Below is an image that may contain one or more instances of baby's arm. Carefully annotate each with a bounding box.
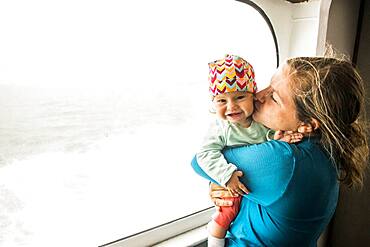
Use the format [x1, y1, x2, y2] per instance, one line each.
[192, 141, 296, 206]
[196, 121, 245, 189]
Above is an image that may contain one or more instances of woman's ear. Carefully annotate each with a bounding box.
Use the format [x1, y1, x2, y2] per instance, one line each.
[297, 118, 320, 134]
[310, 118, 320, 130]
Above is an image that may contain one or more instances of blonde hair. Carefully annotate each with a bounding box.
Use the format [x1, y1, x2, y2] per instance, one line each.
[286, 56, 369, 188]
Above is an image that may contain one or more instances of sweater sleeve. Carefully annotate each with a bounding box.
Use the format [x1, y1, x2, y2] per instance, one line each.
[192, 140, 295, 206]
[195, 121, 237, 186]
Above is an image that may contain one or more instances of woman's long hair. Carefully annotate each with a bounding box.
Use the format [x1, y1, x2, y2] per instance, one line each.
[287, 56, 368, 188]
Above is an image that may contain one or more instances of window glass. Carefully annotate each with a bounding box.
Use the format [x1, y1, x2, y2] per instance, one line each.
[0, 0, 277, 246]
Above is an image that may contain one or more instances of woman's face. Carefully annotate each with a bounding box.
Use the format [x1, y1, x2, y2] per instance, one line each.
[252, 63, 301, 131]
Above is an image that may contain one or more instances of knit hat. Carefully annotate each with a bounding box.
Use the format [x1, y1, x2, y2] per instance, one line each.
[209, 54, 257, 96]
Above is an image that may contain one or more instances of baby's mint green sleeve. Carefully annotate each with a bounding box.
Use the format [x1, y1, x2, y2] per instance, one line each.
[196, 121, 237, 186]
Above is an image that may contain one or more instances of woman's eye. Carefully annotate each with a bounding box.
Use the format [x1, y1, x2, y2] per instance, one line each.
[270, 94, 278, 103]
[237, 95, 245, 100]
[216, 99, 226, 103]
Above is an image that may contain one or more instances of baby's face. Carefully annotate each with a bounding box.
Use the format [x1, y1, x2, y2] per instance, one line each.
[213, 91, 254, 127]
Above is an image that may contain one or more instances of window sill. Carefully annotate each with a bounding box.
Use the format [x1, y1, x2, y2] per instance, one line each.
[101, 207, 213, 247]
[154, 224, 207, 247]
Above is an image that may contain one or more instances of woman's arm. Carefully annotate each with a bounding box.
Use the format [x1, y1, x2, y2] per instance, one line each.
[192, 140, 295, 206]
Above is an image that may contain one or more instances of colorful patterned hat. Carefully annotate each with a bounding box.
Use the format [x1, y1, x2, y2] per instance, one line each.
[209, 54, 257, 96]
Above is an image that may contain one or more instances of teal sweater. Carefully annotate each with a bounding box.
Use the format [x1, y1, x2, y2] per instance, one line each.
[191, 138, 339, 246]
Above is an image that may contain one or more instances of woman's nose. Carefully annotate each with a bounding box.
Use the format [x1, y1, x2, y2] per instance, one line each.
[255, 88, 269, 103]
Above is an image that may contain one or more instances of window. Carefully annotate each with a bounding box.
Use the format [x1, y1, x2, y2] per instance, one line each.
[0, 0, 277, 246]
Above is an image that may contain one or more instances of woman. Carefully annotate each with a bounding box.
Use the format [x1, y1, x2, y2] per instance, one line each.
[191, 56, 369, 246]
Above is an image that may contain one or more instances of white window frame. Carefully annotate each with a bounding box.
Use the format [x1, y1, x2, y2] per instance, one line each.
[99, 0, 279, 246]
[100, 207, 213, 247]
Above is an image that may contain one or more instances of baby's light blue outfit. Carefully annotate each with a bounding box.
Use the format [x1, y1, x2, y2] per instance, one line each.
[196, 119, 269, 186]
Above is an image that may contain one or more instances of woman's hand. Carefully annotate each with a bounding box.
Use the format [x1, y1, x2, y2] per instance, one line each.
[209, 183, 239, 211]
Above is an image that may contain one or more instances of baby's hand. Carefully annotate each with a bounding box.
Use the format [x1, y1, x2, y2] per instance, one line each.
[274, 130, 303, 143]
[226, 171, 249, 196]
[297, 123, 313, 135]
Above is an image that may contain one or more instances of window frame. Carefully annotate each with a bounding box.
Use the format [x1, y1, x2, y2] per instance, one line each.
[100, 207, 213, 247]
[236, 0, 280, 68]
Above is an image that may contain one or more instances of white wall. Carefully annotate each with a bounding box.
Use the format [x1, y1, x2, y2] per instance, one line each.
[252, 0, 322, 63]
[288, 0, 321, 57]
[253, 0, 361, 60]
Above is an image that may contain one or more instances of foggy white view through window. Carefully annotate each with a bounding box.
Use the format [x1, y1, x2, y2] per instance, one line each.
[0, 0, 277, 246]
